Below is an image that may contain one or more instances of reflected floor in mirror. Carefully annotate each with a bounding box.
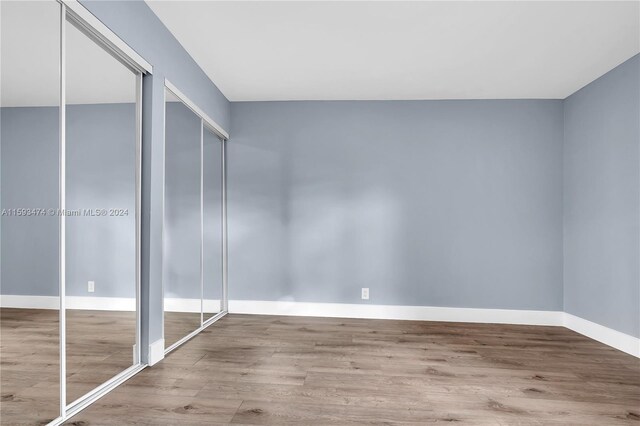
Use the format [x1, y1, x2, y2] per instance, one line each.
[1, 309, 140, 424]
[164, 311, 201, 349]
[164, 311, 221, 350]
[0, 308, 60, 425]
[66, 310, 136, 403]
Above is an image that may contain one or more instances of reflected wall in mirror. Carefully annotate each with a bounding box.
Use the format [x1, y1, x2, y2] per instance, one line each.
[164, 89, 202, 348]
[203, 128, 224, 321]
[64, 17, 138, 404]
[0, 1, 61, 424]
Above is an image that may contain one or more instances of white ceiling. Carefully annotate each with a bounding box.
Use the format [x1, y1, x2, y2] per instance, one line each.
[1, 1, 136, 107]
[147, 0, 640, 101]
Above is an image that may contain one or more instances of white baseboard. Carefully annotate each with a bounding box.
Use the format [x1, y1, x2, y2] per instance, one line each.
[0, 295, 220, 313]
[0, 295, 136, 311]
[563, 313, 640, 358]
[3, 295, 637, 358]
[69, 296, 136, 311]
[148, 338, 165, 366]
[0, 295, 59, 309]
[165, 298, 220, 313]
[229, 300, 639, 358]
[228, 300, 564, 326]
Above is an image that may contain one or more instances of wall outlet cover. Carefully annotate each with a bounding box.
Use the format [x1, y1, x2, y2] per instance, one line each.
[361, 288, 369, 300]
[88, 281, 95, 293]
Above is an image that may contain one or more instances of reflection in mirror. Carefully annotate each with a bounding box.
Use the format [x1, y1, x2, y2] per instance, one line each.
[0, 1, 61, 424]
[203, 128, 223, 321]
[64, 17, 138, 403]
[164, 89, 202, 349]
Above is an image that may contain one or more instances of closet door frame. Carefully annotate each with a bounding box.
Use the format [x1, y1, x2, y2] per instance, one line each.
[162, 80, 229, 356]
[52, 1, 152, 425]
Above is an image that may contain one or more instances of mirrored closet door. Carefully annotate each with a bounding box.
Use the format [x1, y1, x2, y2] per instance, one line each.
[64, 13, 140, 405]
[0, 1, 61, 424]
[164, 88, 203, 349]
[1, 1, 147, 423]
[163, 83, 227, 354]
[203, 127, 224, 321]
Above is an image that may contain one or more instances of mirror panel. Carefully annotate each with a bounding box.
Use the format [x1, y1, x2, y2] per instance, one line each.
[203, 128, 224, 321]
[64, 17, 138, 403]
[164, 89, 202, 348]
[0, 1, 61, 424]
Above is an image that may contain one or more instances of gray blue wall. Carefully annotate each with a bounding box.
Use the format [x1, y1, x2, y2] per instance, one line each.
[563, 54, 640, 338]
[67, 104, 137, 299]
[1, 107, 59, 297]
[229, 100, 565, 311]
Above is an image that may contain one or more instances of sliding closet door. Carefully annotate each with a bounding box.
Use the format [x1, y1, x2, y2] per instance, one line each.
[164, 89, 202, 349]
[64, 17, 139, 404]
[203, 128, 224, 320]
[0, 1, 61, 423]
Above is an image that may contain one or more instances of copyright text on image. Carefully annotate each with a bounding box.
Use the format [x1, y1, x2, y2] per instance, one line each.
[1, 208, 129, 217]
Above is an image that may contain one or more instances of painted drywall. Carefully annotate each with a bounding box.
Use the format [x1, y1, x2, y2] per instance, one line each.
[1, 107, 59, 297]
[66, 104, 137, 298]
[563, 54, 640, 338]
[1, 104, 136, 298]
[229, 100, 564, 310]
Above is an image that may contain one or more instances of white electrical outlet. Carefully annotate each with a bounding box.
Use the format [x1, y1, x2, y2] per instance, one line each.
[361, 287, 369, 300]
[88, 281, 95, 293]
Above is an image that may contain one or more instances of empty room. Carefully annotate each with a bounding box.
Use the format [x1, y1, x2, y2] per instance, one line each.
[0, 0, 638, 424]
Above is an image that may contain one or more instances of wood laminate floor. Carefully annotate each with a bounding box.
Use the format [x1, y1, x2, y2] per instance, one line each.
[60, 314, 638, 425]
[2, 311, 639, 425]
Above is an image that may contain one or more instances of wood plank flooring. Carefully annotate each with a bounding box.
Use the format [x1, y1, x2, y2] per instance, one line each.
[58, 314, 639, 425]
